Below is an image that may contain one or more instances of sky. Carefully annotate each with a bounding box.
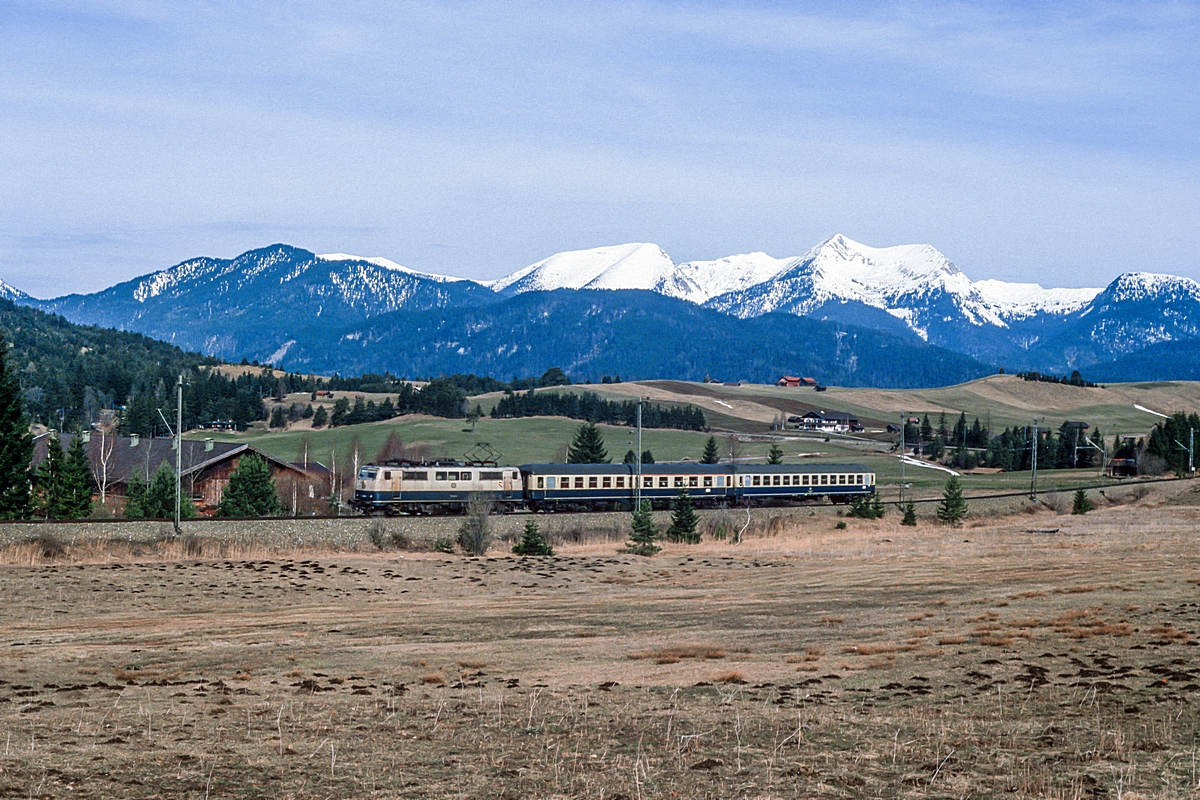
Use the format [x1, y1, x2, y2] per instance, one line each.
[1, 1, 1198, 298]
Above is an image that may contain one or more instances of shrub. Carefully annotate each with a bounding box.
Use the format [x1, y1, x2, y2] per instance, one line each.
[901, 502, 917, 526]
[433, 536, 455, 554]
[835, 520, 847, 530]
[456, 493, 492, 555]
[1071, 488, 1093, 515]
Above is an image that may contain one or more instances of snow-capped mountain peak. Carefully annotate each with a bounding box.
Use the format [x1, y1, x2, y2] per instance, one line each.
[0, 277, 30, 303]
[489, 243, 676, 295]
[1097, 272, 1200, 304]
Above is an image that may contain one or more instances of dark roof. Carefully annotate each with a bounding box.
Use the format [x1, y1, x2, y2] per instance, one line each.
[32, 433, 323, 485]
[729, 463, 873, 474]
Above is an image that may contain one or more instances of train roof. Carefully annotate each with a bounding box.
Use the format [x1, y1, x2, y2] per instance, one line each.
[518, 462, 874, 475]
[729, 463, 873, 473]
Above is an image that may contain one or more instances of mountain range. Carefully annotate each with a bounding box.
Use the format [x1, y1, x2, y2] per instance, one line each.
[4, 234, 1198, 384]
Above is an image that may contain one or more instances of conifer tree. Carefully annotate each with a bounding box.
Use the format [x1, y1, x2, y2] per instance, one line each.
[623, 449, 638, 465]
[936, 476, 968, 527]
[0, 333, 33, 520]
[667, 488, 700, 544]
[269, 405, 287, 428]
[627, 500, 660, 556]
[218, 454, 282, 517]
[567, 422, 609, 464]
[700, 436, 720, 464]
[640, 450, 654, 464]
[869, 493, 886, 519]
[512, 519, 554, 556]
[1071, 488, 1093, 515]
[34, 433, 66, 518]
[124, 472, 148, 518]
[312, 405, 328, 428]
[767, 443, 784, 465]
[59, 434, 95, 519]
[901, 502, 917, 526]
[139, 463, 195, 519]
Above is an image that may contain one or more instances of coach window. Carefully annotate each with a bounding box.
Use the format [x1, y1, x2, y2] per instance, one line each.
[435, 471, 448, 481]
[820, 474, 828, 485]
[673, 476, 683, 487]
[781, 475, 789, 485]
[571, 477, 581, 489]
[616, 476, 625, 488]
[659, 477, 668, 488]
[537, 477, 544, 489]
[716, 476, 725, 487]
[773, 475, 781, 486]
[703, 476, 712, 487]
[689, 476, 698, 487]
[839, 474, 846, 485]
[856, 474, 862, 485]
[589, 477, 598, 488]
[753, 475, 761, 486]
[602, 477, 611, 488]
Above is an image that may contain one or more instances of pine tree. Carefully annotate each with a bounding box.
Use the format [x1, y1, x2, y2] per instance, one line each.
[218, 454, 282, 517]
[623, 449, 638, 465]
[567, 422, 609, 464]
[1071, 488, 1093, 515]
[312, 405, 328, 428]
[269, 405, 287, 428]
[901, 502, 917, 526]
[640, 450, 654, 464]
[700, 436, 720, 464]
[0, 333, 33, 520]
[512, 519, 554, 556]
[869, 494, 886, 519]
[124, 472, 148, 518]
[33, 433, 67, 518]
[627, 500, 660, 556]
[849, 494, 873, 519]
[667, 488, 700, 544]
[59, 434, 95, 519]
[140, 463, 194, 519]
[936, 476, 968, 527]
[767, 443, 784, 465]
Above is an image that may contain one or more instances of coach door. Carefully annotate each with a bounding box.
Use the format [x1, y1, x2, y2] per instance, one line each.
[504, 471, 513, 494]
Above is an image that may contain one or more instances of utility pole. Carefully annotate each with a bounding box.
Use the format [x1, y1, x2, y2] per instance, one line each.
[155, 375, 184, 536]
[899, 412, 906, 506]
[635, 399, 643, 511]
[1029, 418, 1039, 500]
[1174, 427, 1195, 475]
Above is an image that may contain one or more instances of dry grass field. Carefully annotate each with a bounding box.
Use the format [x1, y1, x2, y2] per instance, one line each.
[1, 487, 1199, 798]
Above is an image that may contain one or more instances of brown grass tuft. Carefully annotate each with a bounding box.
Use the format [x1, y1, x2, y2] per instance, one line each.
[821, 615, 845, 626]
[1053, 585, 1096, 594]
[979, 634, 1014, 647]
[713, 671, 746, 684]
[420, 672, 446, 685]
[457, 659, 488, 670]
[1009, 590, 1048, 599]
[937, 635, 968, 645]
[628, 644, 728, 664]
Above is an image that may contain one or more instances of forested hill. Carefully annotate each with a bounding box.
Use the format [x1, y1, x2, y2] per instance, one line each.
[0, 297, 294, 433]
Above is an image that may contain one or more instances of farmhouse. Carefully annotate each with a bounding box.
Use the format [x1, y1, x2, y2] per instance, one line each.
[776, 376, 818, 387]
[32, 433, 329, 514]
[797, 411, 859, 433]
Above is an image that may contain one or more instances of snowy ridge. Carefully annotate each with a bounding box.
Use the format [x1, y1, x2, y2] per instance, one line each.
[0, 278, 29, 302]
[318, 253, 464, 283]
[489, 243, 676, 294]
[1095, 272, 1200, 304]
[973, 280, 1099, 319]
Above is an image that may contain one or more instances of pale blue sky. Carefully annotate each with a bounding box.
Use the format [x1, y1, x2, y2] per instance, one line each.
[2, 1, 1198, 297]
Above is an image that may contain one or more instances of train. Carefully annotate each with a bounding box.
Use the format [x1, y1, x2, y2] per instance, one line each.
[352, 459, 876, 515]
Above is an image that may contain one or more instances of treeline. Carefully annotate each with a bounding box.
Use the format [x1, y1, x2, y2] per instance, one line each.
[323, 366, 572, 397]
[982, 422, 1106, 472]
[1147, 412, 1200, 475]
[1016, 370, 1099, 388]
[325, 377, 473, 427]
[491, 389, 707, 431]
[902, 412, 991, 468]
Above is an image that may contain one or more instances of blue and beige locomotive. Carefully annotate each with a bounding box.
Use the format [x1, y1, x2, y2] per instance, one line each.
[354, 458, 875, 515]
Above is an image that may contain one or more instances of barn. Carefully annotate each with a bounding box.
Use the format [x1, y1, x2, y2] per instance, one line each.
[32, 433, 330, 515]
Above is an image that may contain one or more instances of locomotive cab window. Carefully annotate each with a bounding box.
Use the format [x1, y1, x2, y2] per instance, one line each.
[359, 468, 377, 480]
